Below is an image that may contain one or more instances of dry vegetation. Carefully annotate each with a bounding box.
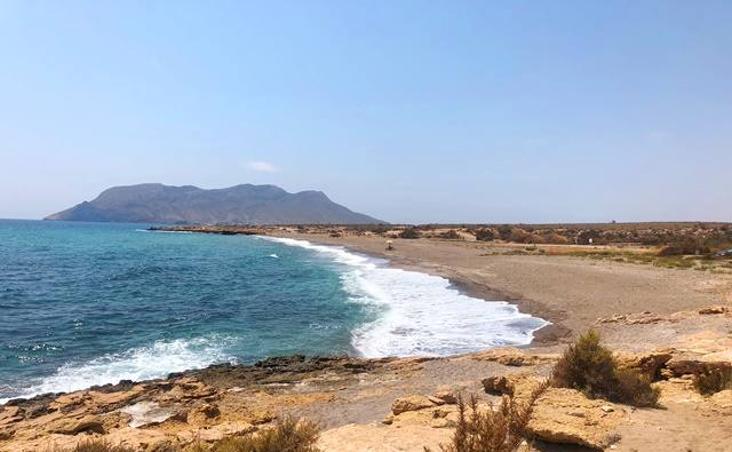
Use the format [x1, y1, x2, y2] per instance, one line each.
[58, 418, 320, 452]
[429, 385, 547, 452]
[693, 366, 732, 396]
[551, 330, 660, 407]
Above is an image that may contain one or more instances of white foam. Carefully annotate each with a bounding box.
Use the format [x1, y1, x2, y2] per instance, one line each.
[268, 253, 279, 258]
[261, 236, 549, 358]
[1, 337, 234, 404]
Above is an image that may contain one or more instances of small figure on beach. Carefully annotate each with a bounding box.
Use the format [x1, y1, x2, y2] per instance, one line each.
[386, 240, 394, 251]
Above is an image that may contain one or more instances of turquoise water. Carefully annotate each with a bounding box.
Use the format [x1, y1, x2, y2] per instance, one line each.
[0, 220, 547, 402]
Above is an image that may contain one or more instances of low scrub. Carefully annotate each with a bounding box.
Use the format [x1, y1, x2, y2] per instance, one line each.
[552, 330, 659, 407]
[431, 384, 547, 452]
[194, 417, 321, 452]
[439, 229, 462, 240]
[399, 228, 421, 239]
[58, 440, 135, 452]
[693, 366, 732, 396]
[658, 239, 711, 256]
[474, 228, 495, 241]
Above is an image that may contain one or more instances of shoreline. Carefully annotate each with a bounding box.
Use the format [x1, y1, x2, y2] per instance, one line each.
[263, 232, 568, 346]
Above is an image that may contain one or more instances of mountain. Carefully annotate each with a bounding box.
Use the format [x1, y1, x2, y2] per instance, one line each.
[45, 183, 384, 224]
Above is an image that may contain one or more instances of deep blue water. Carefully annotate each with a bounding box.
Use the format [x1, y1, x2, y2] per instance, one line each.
[0, 220, 546, 402]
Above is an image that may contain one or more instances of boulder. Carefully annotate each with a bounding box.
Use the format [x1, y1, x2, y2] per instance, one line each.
[482, 373, 544, 404]
[391, 395, 436, 415]
[526, 388, 624, 450]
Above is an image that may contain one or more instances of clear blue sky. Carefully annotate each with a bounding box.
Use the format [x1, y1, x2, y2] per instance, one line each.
[1, 1, 730, 223]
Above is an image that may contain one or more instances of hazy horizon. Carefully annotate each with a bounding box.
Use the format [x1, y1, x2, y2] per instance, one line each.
[2, 1, 731, 223]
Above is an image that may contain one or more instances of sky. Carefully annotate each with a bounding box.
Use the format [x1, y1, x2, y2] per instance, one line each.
[1, 1, 731, 223]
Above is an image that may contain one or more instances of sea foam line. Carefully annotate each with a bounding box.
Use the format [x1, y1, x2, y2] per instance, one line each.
[261, 236, 549, 358]
[0, 337, 235, 404]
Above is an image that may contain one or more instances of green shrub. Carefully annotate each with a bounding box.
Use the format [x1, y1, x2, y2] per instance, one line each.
[552, 330, 659, 407]
[693, 366, 732, 396]
[431, 384, 547, 452]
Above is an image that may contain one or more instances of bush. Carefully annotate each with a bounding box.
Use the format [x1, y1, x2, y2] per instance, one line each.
[474, 228, 495, 241]
[552, 330, 659, 407]
[693, 366, 732, 396]
[432, 384, 547, 452]
[541, 233, 570, 245]
[497, 225, 512, 241]
[399, 228, 421, 239]
[658, 239, 711, 256]
[440, 230, 462, 240]
[196, 417, 321, 452]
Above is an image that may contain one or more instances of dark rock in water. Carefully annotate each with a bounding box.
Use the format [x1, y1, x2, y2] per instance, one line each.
[45, 183, 383, 225]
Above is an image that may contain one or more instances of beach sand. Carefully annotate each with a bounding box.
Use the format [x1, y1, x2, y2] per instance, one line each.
[271, 231, 732, 341]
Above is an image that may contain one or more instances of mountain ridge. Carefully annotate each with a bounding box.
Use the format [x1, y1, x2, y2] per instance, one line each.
[45, 183, 384, 224]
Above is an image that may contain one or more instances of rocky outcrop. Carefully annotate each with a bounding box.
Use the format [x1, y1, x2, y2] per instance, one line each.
[526, 388, 624, 450]
[470, 348, 559, 366]
[391, 395, 437, 415]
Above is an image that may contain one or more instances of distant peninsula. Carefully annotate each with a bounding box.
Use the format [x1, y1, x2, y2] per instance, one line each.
[45, 183, 384, 225]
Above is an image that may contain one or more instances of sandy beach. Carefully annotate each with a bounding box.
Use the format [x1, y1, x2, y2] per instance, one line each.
[271, 231, 732, 342]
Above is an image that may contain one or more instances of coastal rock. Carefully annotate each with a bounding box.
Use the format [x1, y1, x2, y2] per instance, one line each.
[89, 386, 147, 409]
[471, 348, 558, 366]
[526, 388, 624, 450]
[48, 415, 105, 435]
[0, 406, 24, 426]
[178, 421, 256, 443]
[186, 403, 221, 424]
[614, 349, 673, 378]
[698, 306, 729, 315]
[432, 386, 458, 404]
[391, 395, 436, 415]
[119, 401, 177, 428]
[482, 373, 544, 403]
[665, 356, 732, 377]
[101, 427, 176, 451]
[163, 377, 218, 401]
[710, 390, 732, 413]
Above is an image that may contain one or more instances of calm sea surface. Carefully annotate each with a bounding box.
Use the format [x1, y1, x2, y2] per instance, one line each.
[0, 220, 546, 402]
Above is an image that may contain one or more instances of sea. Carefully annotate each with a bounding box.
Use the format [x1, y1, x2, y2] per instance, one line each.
[0, 219, 547, 403]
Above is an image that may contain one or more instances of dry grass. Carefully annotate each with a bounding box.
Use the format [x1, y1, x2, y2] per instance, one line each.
[189, 416, 320, 452]
[693, 366, 732, 396]
[552, 330, 660, 407]
[430, 383, 547, 452]
[49, 440, 136, 452]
